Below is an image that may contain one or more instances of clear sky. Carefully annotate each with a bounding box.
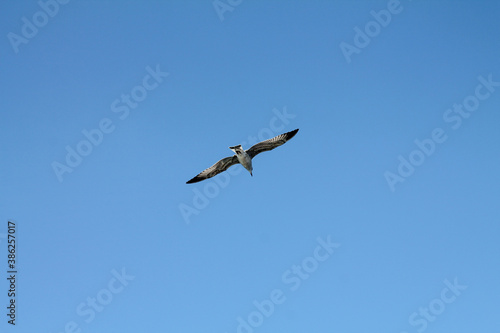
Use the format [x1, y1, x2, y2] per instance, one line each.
[1, 0, 499, 332]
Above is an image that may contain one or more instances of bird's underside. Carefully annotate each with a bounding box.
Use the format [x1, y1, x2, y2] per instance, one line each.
[186, 128, 299, 184]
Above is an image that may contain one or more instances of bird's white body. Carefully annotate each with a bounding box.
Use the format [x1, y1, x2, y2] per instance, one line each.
[229, 145, 253, 175]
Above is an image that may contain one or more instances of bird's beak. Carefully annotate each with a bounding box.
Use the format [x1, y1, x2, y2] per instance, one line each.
[251, 172, 253, 177]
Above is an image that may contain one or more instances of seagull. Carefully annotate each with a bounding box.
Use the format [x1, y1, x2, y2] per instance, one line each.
[186, 129, 299, 184]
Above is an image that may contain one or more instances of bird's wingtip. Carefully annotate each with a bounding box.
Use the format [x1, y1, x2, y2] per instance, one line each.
[186, 178, 198, 184]
[286, 128, 299, 140]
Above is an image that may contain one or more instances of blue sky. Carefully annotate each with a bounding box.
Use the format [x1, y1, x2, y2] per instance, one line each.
[1, 0, 499, 332]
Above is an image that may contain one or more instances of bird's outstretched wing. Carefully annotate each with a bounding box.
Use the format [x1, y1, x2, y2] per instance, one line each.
[186, 155, 239, 184]
[246, 129, 299, 159]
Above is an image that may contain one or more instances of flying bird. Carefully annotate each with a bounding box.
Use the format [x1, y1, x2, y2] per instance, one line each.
[186, 129, 299, 184]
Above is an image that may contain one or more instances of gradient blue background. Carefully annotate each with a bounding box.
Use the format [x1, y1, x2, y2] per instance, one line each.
[1, 1, 499, 332]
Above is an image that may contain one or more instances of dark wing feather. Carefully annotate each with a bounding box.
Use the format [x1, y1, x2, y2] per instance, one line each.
[186, 155, 239, 184]
[246, 129, 299, 159]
